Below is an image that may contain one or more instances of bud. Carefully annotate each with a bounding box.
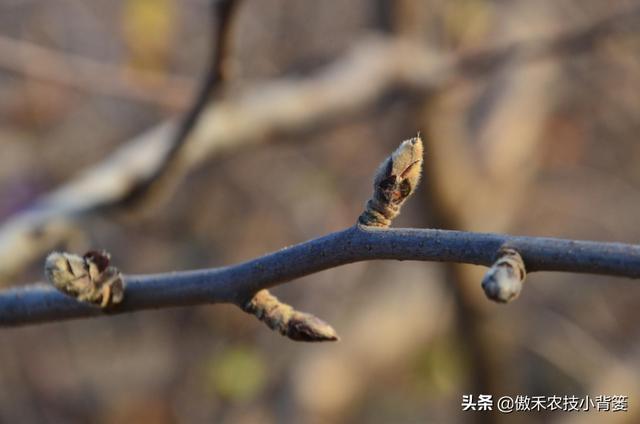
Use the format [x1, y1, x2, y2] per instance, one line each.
[481, 248, 526, 303]
[358, 135, 423, 227]
[45, 250, 124, 308]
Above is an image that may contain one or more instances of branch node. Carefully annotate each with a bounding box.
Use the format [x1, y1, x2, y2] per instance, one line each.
[242, 289, 339, 342]
[45, 250, 124, 308]
[358, 135, 423, 228]
[481, 248, 526, 303]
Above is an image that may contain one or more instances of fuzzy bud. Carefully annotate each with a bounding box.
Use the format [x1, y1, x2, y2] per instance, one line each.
[243, 289, 339, 342]
[358, 135, 423, 227]
[45, 250, 124, 308]
[481, 248, 526, 303]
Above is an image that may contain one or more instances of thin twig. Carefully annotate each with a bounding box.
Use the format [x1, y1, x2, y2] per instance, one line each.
[0, 34, 194, 109]
[0, 0, 242, 281]
[456, 5, 640, 78]
[1, 225, 639, 326]
[118, 0, 241, 208]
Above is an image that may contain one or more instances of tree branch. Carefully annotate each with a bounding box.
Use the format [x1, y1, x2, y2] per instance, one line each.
[119, 0, 241, 209]
[0, 0, 243, 281]
[0, 34, 194, 109]
[1, 224, 639, 326]
[2, 5, 639, 281]
[2, 136, 640, 331]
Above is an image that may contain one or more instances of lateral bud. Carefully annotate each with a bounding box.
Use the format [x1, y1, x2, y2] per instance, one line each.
[481, 248, 526, 303]
[45, 250, 125, 308]
[243, 289, 339, 342]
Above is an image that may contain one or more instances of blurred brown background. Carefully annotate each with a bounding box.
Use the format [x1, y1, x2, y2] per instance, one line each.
[1, 0, 640, 423]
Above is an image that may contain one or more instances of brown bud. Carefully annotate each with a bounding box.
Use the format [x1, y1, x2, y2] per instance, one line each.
[243, 289, 339, 342]
[44, 250, 125, 308]
[359, 135, 423, 227]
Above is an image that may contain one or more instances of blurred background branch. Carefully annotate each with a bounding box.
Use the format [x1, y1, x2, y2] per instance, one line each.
[0, 33, 194, 110]
[2, 5, 639, 284]
[119, 0, 241, 210]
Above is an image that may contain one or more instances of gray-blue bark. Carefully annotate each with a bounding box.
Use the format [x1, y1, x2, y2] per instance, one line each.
[2, 225, 640, 326]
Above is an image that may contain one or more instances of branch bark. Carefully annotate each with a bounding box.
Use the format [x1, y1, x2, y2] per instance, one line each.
[1, 224, 639, 326]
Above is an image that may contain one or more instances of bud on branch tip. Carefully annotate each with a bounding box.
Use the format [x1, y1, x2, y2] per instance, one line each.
[359, 135, 424, 228]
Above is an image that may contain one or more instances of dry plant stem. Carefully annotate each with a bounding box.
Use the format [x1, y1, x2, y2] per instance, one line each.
[2, 6, 639, 281]
[2, 225, 640, 326]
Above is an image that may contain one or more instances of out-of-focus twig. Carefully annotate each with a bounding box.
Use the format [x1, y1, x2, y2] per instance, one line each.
[0, 35, 446, 283]
[0, 34, 193, 109]
[119, 0, 241, 209]
[454, 5, 640, 78]
[1, 5, 639, 282]
[0, 0, 245, 282]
